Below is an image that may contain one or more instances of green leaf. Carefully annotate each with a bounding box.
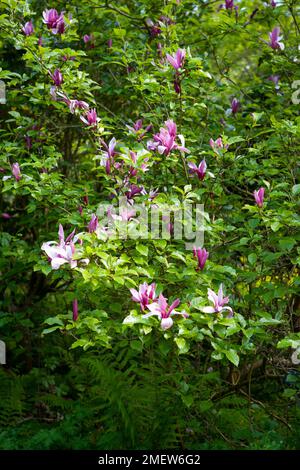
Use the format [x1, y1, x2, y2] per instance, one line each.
[248, 253, 257, 265]
[175, 337, 189, 354]
[225, 349, 239, 366]
[136, 244, 148, 257]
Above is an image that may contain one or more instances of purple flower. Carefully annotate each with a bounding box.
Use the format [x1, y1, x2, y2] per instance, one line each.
[224, 0, 235, 9]
[150, 25, 162, 37]
[83, 34, 91, 43]
[166, 48, 186, 70]
[125, 184, 146, 201]
[267, 75, 280, 89]
[12, 163, 21, 181]
[107, 38, 113, 49]
[270, 0, 276, 7]
[41, 224, 89, 270]
[130, 282, 157, 311]
[66, 99, 89, 114]
[2, 213, 12, 219]
[159, 15, 174, 26]
[254, 187, 265, 208]
[50, 69, 63, 86]
[100, 137, 117, 174]
[83, 34, 95, 48]
[201, 284, 233, 317]
[231, 98, 240, 115]
[209, 137, 225, 153]
[193, 247, 209, 270]
[88, 214, 98, 233]
[143, 294, 188, 330]
[128, 119, 143, 133]
[268, 27, 284, 50]
[42, 9, 65, 34]
[42, 9, 59, 28]
[127, 120, 152, 141]
[22, 20, 34, 36]
[72, 299, 78, 321]
[188, 159, 207, 181]
[80, 108, 99, 127]
[147, 119, 189, 156]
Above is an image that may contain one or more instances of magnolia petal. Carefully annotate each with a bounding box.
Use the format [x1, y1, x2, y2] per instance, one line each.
[161, 317, 173, 330]
[130, 288, 140, 302]
[222, 306, 233, 317]
[201, 306, 216, 313]
[51, 257, 68, 270]
[166, 54, 179, 69]
[143, 311, 160, 318]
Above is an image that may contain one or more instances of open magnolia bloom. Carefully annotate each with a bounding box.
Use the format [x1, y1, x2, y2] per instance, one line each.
[130, 282, 157, 311]
[166, 48, 186, 70]
[143, 294, 188, 330]
[268, 27, 284, 50]
[147, 120, 189, 156]
[201, 284, 233, 317]
[41, 224, 89, 270]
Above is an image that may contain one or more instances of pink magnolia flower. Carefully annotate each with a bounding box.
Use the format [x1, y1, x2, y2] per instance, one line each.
[83, 34, 91, 43]
[66, 99, 89, 114]
[12, 163, 21, 181]
[42, 9, 65, 34]
[130, 282, 157, 311]
[125, 184, 146, 201]
[166, 48, 186, 70]
[202, 284, 233, 317]
[268, 27, 284, 50]
[254, 187, 265, 208]
[83, 34, 95, 48]
[88, 214, 98, 233]
[100, 137, 117, 174]
[127, 119, 143, 135]
[231, 98, 240, 115]
[193, 247, 209, 270]
[143, 294, 188, 330]
[80, 108, 99, 127]
[147, 120, 189, 156]
[127, 120, 153, 141]
[111, 206, 136, 222]
[188, 160, 207, 181]
[22, 20, 34, 36]
[50, 69, 63, 86]
[73, 299, 78, 321]
[210, 137, 224, 151]
[41, 224, 89, 270]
